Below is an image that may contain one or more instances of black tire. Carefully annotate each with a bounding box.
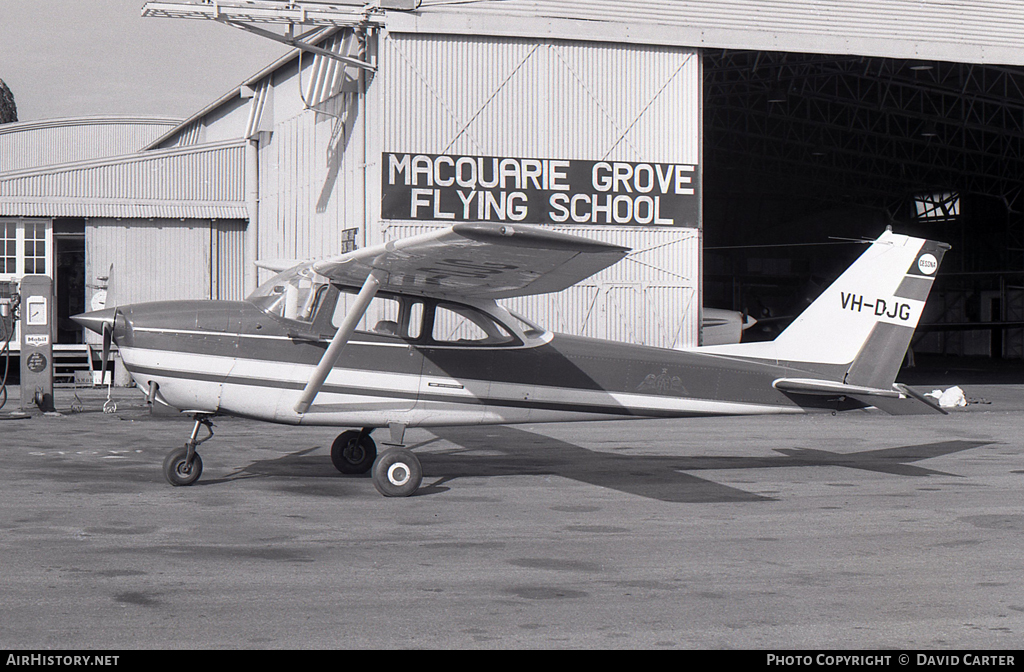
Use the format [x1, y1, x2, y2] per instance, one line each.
[371, 448, 422, 497]
[331, 431, 377, 474]
[163, 446, 203, 486]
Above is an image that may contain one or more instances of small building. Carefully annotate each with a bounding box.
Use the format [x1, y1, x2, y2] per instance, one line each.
[0, 116, 182, 360]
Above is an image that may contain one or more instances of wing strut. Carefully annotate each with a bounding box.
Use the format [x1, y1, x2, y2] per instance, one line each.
[294, 268, 386, 414]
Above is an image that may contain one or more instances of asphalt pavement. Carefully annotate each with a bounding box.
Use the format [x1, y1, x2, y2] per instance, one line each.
[0, 363, 1022, 649]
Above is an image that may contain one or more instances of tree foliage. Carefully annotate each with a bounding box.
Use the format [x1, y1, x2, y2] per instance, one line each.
[0, 79, 18, 124]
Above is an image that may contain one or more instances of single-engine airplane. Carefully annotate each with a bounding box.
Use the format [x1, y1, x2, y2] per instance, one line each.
[74, 223, 949, 497]
[698, 307, 758, 346]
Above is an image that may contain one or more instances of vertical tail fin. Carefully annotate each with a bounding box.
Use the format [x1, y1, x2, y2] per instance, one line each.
[703, 229, 949, 387]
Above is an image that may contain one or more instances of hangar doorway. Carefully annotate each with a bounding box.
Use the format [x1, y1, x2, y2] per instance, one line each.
[54, 219, 85, 346]
[702, 50, 1024, 360]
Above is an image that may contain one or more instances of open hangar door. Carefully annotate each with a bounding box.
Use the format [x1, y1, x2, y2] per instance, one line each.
[702, 50, 1024, 360]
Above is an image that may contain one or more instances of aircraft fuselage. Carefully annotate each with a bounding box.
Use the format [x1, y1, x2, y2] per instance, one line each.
[109, 296, 855, 428]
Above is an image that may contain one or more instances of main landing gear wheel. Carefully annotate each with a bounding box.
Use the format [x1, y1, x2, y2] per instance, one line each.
[371, 448, 422, 497]
[331, 430, 377, 474]
[163, 446, 204, 486]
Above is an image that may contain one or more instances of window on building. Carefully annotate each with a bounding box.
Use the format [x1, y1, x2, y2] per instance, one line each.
[0, 219, 50, 277]
[24, 221, 46, 274]
[913, 192, 960, 222]
[2, 222, 15, 274]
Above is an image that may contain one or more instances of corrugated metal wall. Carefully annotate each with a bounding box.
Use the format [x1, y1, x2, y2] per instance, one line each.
[215, 220, 247, 301]
[0, 140, 247, 219]
[379, 33, 701, 348]
[255, 31, 368, 278]
[87, 218, 246, 307]
[382, 34, 699, 162]
[383, 221, 698, 347]
[257, 93, 365, 269]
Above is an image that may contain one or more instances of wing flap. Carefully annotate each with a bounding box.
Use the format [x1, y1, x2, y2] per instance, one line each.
[312, 223, 629, 299]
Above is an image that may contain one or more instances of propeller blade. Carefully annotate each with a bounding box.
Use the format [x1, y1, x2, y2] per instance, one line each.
[100, 322, 112, 387]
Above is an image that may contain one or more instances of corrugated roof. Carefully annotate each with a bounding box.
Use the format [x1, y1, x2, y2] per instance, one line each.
[0, 139, 247, 219]
[0, 115, 181, 136]
[387, 0, 1024, 66]
[0, 115, 182, 172]
[0, 201, 246, 219]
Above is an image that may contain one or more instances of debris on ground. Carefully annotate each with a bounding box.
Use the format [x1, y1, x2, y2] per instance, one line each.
[924, 386, 968, 408]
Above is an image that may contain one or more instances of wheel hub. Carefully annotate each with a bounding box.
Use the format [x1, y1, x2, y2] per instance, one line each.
[344, 442, 365, 463]
[387, 463, 411, 486]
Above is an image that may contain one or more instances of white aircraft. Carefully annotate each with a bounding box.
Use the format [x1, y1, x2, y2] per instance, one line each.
[74, 223, 948, 497]
[700, 307, 758, 346]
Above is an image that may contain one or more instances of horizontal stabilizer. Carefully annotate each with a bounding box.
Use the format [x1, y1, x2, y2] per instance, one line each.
[773, 377, 901, 398]
[773, 378, 947, 415]
[884, 383, 948, 415]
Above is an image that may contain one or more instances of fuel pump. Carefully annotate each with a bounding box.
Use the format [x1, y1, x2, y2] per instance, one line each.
[19, 275, 55, 412]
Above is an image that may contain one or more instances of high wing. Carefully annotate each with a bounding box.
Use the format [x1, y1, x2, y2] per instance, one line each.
[312, 222, 630, 299]
[293, 223, 629, 413]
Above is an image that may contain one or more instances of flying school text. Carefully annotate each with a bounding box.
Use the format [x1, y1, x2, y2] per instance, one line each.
[381, 153, 699, 227]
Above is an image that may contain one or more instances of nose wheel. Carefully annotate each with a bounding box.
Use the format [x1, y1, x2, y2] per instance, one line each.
[163, 414, 214, 486]
[163, 446, 204, 486]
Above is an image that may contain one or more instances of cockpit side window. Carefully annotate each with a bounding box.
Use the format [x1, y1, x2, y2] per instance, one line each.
[332, 290, 423, 340]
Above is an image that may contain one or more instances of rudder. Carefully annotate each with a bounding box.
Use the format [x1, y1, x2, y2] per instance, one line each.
[842, 236, 949, 388]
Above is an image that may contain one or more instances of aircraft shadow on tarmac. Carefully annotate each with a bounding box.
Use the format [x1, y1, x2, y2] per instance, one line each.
[231, 425, 992, 504]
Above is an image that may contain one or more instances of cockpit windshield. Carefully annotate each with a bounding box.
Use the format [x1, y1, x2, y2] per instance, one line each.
[247, 264, 330, 323]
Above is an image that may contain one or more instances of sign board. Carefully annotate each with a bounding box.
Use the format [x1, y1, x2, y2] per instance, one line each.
[382, 153, 699, 228]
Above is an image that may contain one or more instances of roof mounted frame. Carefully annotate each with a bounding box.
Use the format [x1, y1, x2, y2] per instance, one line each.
[142, 1, 384, 71]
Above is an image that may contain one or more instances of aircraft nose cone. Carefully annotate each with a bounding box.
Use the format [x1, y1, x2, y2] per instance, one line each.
[72, 308, 117, 336]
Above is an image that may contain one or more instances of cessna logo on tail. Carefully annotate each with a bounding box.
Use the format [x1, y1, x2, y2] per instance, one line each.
[840, 292, 915, 322]
[918, 253, 938, 275]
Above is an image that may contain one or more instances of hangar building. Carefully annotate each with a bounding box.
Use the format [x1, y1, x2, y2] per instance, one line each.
[3, 0, 1024, 377]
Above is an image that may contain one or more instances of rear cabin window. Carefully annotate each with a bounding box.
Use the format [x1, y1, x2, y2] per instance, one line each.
[431, 303, 514, 345]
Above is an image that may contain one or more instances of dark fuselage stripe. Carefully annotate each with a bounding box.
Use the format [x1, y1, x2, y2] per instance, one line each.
[129, 364, 718, 419]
